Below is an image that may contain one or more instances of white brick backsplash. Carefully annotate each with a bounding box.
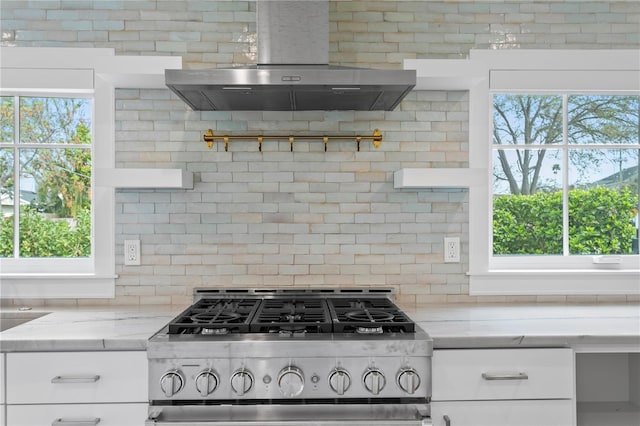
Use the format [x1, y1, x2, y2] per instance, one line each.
[3, 0, 638, 305]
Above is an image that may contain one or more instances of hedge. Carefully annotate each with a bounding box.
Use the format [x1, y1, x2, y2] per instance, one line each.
[494, 186, 638, 255]
[0, 206, 90, 257]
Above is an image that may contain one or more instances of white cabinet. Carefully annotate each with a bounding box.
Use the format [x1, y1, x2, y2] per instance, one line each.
[576, 352, 640, 426]
[5, 351, 147, 425]
[432, 348, 575, 426]
[6, 351, 147, 403]
[431, 400, 574, 426]
[7, 403, 147, 426]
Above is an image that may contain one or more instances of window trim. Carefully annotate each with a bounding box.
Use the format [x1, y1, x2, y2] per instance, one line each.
[0, 47, 179, 298]
[467, 50, 640, 295]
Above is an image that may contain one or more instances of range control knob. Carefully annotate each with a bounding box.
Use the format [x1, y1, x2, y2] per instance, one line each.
[363, 368, 386, 395]
[230, 368, 254, 396]
[195, 369, 219, 397]
[328, 368, 351, 395]
[397, 368, 421, 395]
[159, 369, 184, 398]
[278, 366, 304, 397]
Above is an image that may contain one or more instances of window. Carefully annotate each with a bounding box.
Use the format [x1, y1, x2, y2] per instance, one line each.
[462, 50, 640, 295]
[0, 47, 178, 298]
[0, 47, 117, 298]
[492, 94, 639, 258]
[1, 96, 93, 259]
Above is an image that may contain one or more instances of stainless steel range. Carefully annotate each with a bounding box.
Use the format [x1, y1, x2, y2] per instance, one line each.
[147, 288, 433, 426]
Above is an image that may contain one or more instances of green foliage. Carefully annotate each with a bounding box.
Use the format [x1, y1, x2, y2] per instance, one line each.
[569, 187, 638, 254]
[494, 187, 638, 255]
[493, 191, 563, 255]
[0, 206, 90, 258]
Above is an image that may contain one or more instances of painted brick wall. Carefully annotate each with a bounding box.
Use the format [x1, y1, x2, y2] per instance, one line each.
[1, 1, 639, 306]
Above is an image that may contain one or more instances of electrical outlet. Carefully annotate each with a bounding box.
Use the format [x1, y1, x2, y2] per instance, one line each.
[124, 239, 140, 266]
[444, 237, 460, 263]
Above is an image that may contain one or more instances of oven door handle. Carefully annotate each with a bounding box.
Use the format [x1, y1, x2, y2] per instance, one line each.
[147, 420, 431, 426]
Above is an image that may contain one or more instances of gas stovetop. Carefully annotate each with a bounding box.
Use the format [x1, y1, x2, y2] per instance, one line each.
[147, 288, 432, 403]
[166, 291, 415, 336]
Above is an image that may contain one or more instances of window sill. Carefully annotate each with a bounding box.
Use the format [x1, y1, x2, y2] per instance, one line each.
[469, 270, 640, 296]
[0, 275, 116, 299]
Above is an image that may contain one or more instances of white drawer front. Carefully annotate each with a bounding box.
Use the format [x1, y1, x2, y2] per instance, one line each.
[7, 351, 147, 404]
[431, 400, 575, 426]
[433, 348, 574, 400]
[1, 404, 5, 426]
[7, 403, 147, 426]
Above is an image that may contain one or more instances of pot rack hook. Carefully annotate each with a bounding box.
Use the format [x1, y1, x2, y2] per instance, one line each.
[224, 136, 229, 152]
[289, 135, 294, 152]
[324, 136, 329, 152]
[356, 136, 362, 152]
[204, 129, 215, 149]
[258, 136, 263, 152]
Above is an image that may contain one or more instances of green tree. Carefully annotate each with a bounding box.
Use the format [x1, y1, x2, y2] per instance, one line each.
[1, 97, 15, 197]
[18, 98, 92, 218]
[493, 95, 639, 195]
[28, 125, 92, 217]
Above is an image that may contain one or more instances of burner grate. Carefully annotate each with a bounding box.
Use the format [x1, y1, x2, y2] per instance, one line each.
[168, 298, 260, 335]
[250, 298, 333, 334]
[328, 298, 415, 334]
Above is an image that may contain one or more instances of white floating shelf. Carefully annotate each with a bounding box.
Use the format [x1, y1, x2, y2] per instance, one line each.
[404, 58, 482, 90]
[95, 168, 193, 189]
[394, 168, 486, 189]
[95, 55, 182, 89]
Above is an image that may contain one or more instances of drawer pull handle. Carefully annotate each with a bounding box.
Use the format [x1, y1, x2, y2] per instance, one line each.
[51, 375, 101, 383]
[443, 414, 451, 426]
[481, 372, 529, 381]
[52, 418, 100, 426]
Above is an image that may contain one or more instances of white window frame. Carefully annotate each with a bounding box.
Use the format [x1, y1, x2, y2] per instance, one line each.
[0, 47, 179, 298]
[405, 50, 640, 295]
[468, 50, 640, 295]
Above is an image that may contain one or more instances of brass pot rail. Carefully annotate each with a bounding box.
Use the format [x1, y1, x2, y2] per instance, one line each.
[203, 129, 383, 152]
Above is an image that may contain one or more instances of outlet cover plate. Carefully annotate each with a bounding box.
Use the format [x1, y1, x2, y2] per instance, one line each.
[124, 239, 140, 266]
[444, 237, 460, 263]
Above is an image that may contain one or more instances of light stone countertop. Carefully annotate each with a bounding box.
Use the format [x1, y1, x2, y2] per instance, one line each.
[0, 303, 638, 352]
[405, 303, 640, 349]
[0, 306, 178, 352]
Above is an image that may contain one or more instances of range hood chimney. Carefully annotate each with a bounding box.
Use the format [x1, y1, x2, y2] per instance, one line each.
[165, 1, 416, 111]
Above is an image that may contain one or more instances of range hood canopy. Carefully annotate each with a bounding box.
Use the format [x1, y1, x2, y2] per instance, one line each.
[165, 1, 415, 111]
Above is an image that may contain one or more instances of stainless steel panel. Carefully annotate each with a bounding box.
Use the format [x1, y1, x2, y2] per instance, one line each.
[257, 1, 329, 65]
[164, 67, 415, 111]
[148, 355, 431, 400]
[147, 404, 431, 425]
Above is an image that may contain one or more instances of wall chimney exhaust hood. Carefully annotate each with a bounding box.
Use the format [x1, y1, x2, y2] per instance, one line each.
[165, 1, 416, 111]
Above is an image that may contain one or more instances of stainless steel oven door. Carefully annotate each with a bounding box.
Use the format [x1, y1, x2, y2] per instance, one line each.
[147, 404, 432, 426]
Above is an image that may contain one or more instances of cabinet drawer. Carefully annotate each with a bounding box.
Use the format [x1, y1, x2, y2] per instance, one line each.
[1, 404, 5, 426]
[6, 351, 147, 404]
[431, 400, 575, 426]
[7, 403, 147, 426]
[433, 348, 574, 400]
